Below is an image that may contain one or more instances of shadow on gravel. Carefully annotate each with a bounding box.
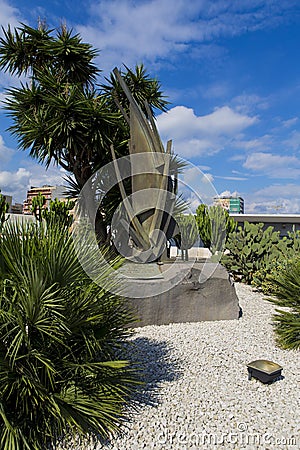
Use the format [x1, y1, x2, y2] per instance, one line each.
[59, 338, 182, 450]
[126, 336, 183, 407]
[94, 337, 183, 449]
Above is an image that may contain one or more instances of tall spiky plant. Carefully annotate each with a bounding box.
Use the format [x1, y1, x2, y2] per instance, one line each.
[31, 192, 46, 222]
[0, 222, 139, 449]
[267, 258, 300, 349]
[0, 190, 9, 230]
[42, 198, 75, 228]
[195, 204, 236, 253]
[174, 214, 198, 261]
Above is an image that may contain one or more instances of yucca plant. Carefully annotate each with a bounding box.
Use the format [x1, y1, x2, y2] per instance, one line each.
[267, 258, 300, 350]
[0, 222, 139, 449]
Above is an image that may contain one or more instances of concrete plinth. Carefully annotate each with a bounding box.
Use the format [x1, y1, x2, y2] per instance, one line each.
[125, 261, 241, 327]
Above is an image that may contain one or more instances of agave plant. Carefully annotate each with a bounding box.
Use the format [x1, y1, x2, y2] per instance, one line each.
[0, 222, 139, 449]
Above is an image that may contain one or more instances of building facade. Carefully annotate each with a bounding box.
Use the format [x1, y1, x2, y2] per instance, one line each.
[10, 203, 23, 214]
[214, 196, 244, 214]
[23, 185, 68, 214]
[1, 194, 23, 214]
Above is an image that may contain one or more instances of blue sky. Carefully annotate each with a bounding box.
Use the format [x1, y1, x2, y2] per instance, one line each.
[1, 0, 300, 213]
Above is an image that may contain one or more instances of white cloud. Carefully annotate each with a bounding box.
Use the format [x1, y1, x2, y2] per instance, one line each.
[158, 106, 257, 138]
[254, 183, 300, 197]
[282, 117, 298, 128]
[201, 81, 230, 100]
[284, 130, 300, 151]
[0, 168, 30, 200]
[229, 154, 245, 162]
[0, 134, 14, 162]
[0, 0, 22, 31]
[0, 3, 29, 92]
[75, 0, 298, 71]
[246, 184, 300, 213]
[0, 163, 68, 203]
[181, 166, 206, 185]
[77, 0, 198, 71]
[26, 164, 68, 190]
[233, 93, 269, 114]
[218, 190, 240, 198]
[243, 152, 300, 178]
[157, 105, 257, 158]
[178, 164, 218, 210]
[232, 134, 272, 152]
[202, 173, 214, 183]
[215, 175, 248, 181]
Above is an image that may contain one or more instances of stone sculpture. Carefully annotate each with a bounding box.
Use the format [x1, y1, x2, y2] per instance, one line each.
[110, 68, 178, 263]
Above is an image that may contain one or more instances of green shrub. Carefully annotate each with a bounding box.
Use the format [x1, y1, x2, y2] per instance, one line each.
[221, 222, 280, 284]
[266, 258, 300, 349]
[0, 222, 138, 449]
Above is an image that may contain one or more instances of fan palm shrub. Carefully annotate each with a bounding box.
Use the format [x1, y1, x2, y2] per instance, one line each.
[267, 257, 300, 349]
[0, 222, 138, 449]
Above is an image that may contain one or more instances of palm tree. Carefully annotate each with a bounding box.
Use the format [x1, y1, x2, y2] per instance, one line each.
[0, 23, 169, 243]
[0, 222, 139, 449]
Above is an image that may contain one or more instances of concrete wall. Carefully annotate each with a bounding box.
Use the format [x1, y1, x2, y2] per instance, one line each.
[230, 214, 300, 237]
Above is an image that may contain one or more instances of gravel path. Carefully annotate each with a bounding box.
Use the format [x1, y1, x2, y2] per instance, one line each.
[70, 283, 300, 450]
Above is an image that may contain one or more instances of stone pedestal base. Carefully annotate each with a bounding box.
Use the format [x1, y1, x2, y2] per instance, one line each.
[125, 261, 241, 327]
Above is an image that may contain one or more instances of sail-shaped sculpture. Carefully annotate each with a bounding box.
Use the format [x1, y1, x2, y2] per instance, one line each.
[111, 68, 177, 262]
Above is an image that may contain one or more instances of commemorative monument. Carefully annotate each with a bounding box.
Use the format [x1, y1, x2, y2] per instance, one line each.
[76, 68, 240, 326]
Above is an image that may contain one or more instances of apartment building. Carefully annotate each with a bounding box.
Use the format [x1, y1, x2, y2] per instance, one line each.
[214, 195, 244, 214]
[23, 185, 68, 214]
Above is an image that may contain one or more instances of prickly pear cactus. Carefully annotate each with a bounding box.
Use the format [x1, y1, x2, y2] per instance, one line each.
[253, 230, 300, 293]
[221, 221, 281, 284]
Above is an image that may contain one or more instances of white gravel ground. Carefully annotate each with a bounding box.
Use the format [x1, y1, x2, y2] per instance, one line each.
[68, 282, 300, 450]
